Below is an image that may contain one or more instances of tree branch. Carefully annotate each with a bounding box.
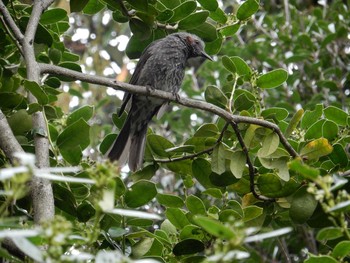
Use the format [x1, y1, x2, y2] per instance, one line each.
[0, 110, 24, 162]
[21, 0, 55, 224]
[39, 63, 299, 159]
[231, 122, 274, 201]
[0, 0, 24, 43]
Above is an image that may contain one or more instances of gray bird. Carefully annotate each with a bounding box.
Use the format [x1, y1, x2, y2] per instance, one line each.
[107, 32, 212, 171]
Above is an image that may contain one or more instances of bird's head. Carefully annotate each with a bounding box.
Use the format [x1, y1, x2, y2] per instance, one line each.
[176, 33, 213, 61]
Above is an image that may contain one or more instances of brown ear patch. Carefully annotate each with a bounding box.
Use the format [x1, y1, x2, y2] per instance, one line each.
[186, 35, 195, 45]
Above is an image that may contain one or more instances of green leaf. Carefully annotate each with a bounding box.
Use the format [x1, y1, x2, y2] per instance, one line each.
[70, 0, 89, 12]
[40, 8, 67, 24]
[209, 171, 238, 187]
[19, 17, 53, 46]
[112, 10, 129, 23]
[66, 105, 94, 126]
[304, 255, 338, 263]
[301, 104, 323, 129]
[288, 159, 319, 180]
[156, 9, 173, 22]
[328, 200, 350, 213]
[324, 106, 348, 126]
[168, 1, 197, 23]
[332, 241, 350, 259]
[257, 173, 300, 198]
[186, 195, 206, 215]
[233, 89, 255, 111]
[125, 0, 148, 12]
[261, 107, 289, 122]
[198, 0, 218, 11]
[57, 119, 90, 165]
[156, 193, 184, 208]
[194, 123, 219, 137]
[188, 22, 218, 42]
[48, 49, 62, 65]
[192, 158, 216, 189]
[205, 36, 223, 55]
[205, 85, 227, 109]
[243, 205, 263, 222]
[222, 55, 236, 73]
[125, 180, 157, 208]
[126, 34, 153, 59]
[193, 216, 235, 239]
[165, 208, 190, 229]
[257, 133, 280, 157]
[316, 227, 343, 241]
[165, 145, 195, 154]
[236, 0, 260, 21]
[300, 138, 333, 160]
[256, 69, 288, 89]
[211, 143, 226, 174]
[180, 225, 205, 240]
[221, 23, 240, 37]
[289, 186, 318, 224]
[231, 56, 252, 77]
[83, 0, 105, 15]
[329, 144, 349, 167]
[209, 7, 227, 23]
[285, 109, 304, 137]
[147, 134, 175, 158]
[178, 11, 209, 30]
[229, 151, 246, 179]
[129, 18, 152, 40]
[173, 239, 205, 256]
[77, 201, 95, 222]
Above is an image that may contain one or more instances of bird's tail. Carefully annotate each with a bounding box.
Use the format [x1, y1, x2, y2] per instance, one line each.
[106, 114, 147, 172]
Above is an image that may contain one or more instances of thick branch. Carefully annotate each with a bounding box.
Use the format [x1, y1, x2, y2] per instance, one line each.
[39, 63, 299, 159]
[22, 0, 55, 223]
[0, 110, 24, 162]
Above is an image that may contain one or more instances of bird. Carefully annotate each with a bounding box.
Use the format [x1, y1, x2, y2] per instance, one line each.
[107, 32, 212, 171]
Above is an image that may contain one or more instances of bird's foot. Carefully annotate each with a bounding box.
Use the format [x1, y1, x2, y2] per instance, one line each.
[172, 92, 181, 102]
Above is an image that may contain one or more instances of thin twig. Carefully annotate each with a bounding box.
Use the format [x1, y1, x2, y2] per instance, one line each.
[231, 122, 275, 201]
[155, 122, 230, 163]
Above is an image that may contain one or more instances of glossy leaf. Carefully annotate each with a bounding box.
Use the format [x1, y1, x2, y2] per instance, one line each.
[186, 195, 206, 215]
[231, 56, 252, 77]
[332, 241, 350, 259]
[285, 109, 304, 137]
[70, 0, 89, 12]
[198, 0, 218, 11]
[40, 8, 67, 24]
[324, 106, 348, 126]
[257, 173, 300, 198]
[192, 158, 216, 189]
[194, 216, 235, 239]
[165, 208, 190, 229]
[178, 11, 209, 30]
[300, 138, 333, 160]
[205, 85, 228, 109]
[211, 143, 226, 174]
[156, 193, 184, 208]
[236, 0, 260, 20]
[222, 55, 236, 73]
[147, 134, 175, 158]
[288, 159, 319, 180]
[229, 151, 246, 179]
[256, 69, 288, 89]
[168, 1, 197, 23]
[67, 105, 94, 126]
[173, 239, 205, 256]
[125, 180, 157, 208]
[316, 227, 343, 241]
[257, 133, 280, 157]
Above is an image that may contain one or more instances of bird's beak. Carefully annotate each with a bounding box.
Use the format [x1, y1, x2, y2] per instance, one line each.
[201, 51, 213, 61]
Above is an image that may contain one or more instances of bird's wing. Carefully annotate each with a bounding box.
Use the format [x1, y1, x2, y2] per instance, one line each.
[118, 40, 161, 117]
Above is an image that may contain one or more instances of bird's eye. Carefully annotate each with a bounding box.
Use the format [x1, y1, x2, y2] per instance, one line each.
[195, 40, 200, 45]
